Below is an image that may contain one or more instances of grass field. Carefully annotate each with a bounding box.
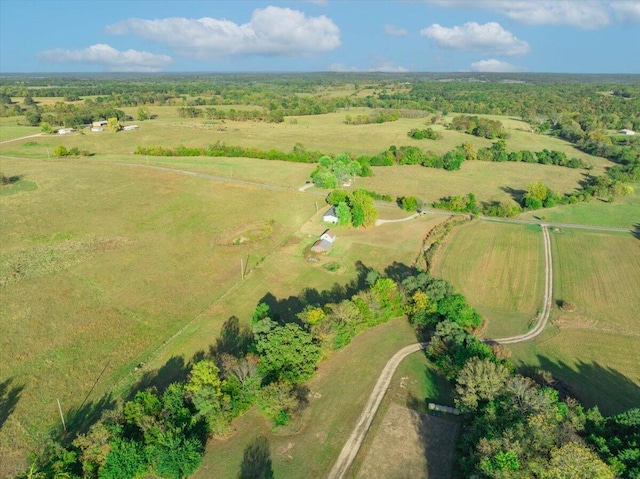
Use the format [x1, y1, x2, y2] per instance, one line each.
[0, 154, 446, 476]
[0, 117, 40, 142]
[0, 158, 319, 474]
[1, 107, 610, 171]
[2, 104, 637, 476]
[503, 229, 640, 414]
[431, 221, 544, 338]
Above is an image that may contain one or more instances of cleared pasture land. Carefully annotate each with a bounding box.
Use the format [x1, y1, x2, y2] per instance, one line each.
[0, 117, 40, 142]
[0, 158, 318, 474]
[431, 221, 544, 338]
[1, 108, 610, 172]
[510, 229, 640, 414]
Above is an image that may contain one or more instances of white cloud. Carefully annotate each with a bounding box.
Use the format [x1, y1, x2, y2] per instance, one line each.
[470, 58, 525, 72]
[610, 1, 640, 24]
[420, 22, 530, 56]
[328, 57, 408, 73]
[425, 1, 612, 29]
[37, 44, 173, 72]
[106, 6, 341, 59]
[384, 24, 408, 36]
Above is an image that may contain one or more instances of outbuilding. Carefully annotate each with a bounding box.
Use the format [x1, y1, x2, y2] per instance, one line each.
[323, 206, 339, 224]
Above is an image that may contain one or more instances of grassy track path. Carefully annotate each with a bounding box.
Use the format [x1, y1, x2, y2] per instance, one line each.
[328, 224, 554, 479]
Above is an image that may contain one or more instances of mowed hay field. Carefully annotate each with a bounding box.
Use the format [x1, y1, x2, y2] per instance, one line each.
[0, 158, 318, 473]
[510, 229, 640, 414]
[431, 221, 544, 338]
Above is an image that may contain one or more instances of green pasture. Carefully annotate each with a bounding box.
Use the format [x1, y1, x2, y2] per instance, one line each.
[0, 158, 318, 472]
[0, 154, 446, 475]
[1, 108, 610, 175]
[359, 161, 587, 208]
[510, 229, 640, 414]
[431, 221, 544, 338]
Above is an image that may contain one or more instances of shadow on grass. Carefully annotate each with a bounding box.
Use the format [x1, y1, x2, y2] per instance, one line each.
[210, 316, 254, 358]
[126, 352, 208, 402]
[1, 174, 23, 185]
[0, 378, 24, 431]
[258, 261, 385, 324]
[238, 436, 274, 479]
[407, 391, 460, 479]
[632, 223, 640, 240]
[521, 355, 640, 415]
[499, 185, 526, 202]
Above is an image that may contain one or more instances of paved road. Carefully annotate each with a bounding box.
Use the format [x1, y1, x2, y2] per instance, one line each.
[327, 224, 555, 479]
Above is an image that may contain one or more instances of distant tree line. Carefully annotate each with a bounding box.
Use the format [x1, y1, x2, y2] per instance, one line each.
[2, 74, 638, 131]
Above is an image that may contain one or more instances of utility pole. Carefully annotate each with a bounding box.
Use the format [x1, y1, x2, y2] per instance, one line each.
[315, 201, 318, 214]
[57, 398, 66, 432]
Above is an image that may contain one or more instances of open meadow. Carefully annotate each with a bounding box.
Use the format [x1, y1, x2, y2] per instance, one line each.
[1, 90, 639, 477]
[431, 221, 545, 338]
[0, 152, 447, 475]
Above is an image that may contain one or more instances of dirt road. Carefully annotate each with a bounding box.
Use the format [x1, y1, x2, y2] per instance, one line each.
[328, 224, 555, 478]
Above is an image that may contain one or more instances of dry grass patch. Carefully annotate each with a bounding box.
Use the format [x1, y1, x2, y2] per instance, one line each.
[431, 221, 544, 338]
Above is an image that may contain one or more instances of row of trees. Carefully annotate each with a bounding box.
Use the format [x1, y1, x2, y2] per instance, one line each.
[432, 171, 633, 218]
[176, 106, 284, 123]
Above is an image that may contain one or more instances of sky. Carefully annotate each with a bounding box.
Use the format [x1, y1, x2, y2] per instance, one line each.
[1, 0, 639, 74]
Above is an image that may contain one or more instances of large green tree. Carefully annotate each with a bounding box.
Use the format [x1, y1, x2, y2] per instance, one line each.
[255, 323, 321, 384]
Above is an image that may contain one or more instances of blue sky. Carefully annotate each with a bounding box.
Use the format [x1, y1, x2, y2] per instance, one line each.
[1, 0, 639, 74]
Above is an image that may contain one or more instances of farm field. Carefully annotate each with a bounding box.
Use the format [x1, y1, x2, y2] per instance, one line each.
[0, 107, 611, 171]
[0, 154, 445, 475]
[506, 229, 639, 414]
[431, 221, 544, 338]
[1, 76, 638, 478]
